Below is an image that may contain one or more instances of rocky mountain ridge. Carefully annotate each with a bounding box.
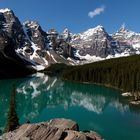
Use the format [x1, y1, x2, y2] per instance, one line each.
[71, 25, 140, 62]
[0, 8, 77, 76]
[0, 8, 140, 75]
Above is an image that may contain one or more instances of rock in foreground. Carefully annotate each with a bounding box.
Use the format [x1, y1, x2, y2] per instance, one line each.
[1, 118, 102, 140]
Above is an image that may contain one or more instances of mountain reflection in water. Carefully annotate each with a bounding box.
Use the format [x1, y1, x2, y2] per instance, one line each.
[16, 73, 127, 118]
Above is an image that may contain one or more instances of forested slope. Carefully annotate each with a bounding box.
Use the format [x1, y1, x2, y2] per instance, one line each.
[62, 55, 140, 93]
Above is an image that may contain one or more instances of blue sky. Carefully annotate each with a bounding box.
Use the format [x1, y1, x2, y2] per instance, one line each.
[0, 0, 140, 33]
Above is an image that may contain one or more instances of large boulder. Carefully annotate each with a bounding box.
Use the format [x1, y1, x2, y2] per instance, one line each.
[1, 119, 102, 140]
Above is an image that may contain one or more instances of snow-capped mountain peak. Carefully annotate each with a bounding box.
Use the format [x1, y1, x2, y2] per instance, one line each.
[70, 24, 140, 61]
[118, 23, 127, 32]
[0, 8, 11, 13]
[79, 25, 105, 39]
[62, 28, 72, 42]
[113, 25, 140, 46]
[115, 24, 140, 38]
[63, 28, 70, 34]
[93, 25, 105, 31]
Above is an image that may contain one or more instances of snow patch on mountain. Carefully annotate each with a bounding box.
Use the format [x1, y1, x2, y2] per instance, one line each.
[79, 25, 105, 40]
[133, 43, 140, 49]
[15, 24, 49, 70]
[0, 8, 11, 13]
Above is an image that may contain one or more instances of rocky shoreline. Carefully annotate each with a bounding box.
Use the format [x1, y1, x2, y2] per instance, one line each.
[122, 92, 140, 105]
[0, 119, 102, 140]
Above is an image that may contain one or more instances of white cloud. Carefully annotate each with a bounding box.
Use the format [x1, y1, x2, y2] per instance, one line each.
[88, 6, 105, 18]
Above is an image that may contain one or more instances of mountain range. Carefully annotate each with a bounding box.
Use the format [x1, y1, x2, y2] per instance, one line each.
[0, 8, 140, 76]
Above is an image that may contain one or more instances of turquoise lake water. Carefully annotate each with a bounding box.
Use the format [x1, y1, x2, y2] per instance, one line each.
[0, 73, 140, 140]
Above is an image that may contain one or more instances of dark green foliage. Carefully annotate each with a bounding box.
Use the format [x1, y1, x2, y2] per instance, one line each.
[62, 55, 140, 93]
[43, 63, 70, 76]
[4, 85, 19, 132]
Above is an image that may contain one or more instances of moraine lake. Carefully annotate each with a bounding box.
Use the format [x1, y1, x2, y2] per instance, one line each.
[0, 73, 140, 140]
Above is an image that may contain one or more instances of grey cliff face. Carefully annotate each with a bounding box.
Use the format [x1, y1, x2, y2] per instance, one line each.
[23, 21, 48, 50]
[71, 26, 113, 58]
[0, 9, 31, 49]
[70, 25, 140, 59]
[112, 26, 140, 54]
[47, 28, 76, 59]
